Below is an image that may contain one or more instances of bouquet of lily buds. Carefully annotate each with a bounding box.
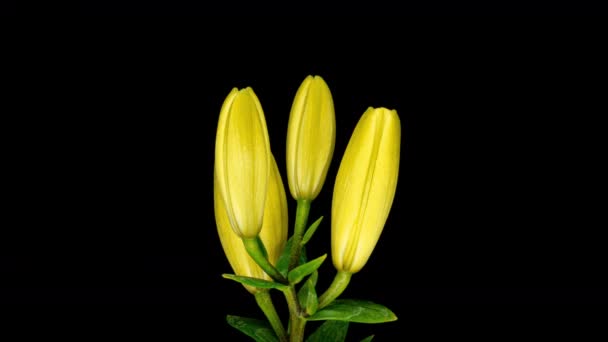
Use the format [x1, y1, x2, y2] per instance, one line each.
[214, 75, 400, 342]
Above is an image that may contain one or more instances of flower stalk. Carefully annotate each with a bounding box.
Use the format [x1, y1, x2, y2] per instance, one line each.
[318, 271, 352, 309]
[255, 290, 288, 342]
[243, 237, 287, 284]
[287, 199, 311, 271]
[282, 285, 306, 342]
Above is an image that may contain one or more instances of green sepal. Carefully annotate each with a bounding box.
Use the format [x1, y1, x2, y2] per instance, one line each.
[287, 254, 326, 285]
[360, 335, 375, 342]
[307, 299, 397, 323]
[301, 216, 323, 245]
[305, 320, 349, 342]
[226, 315, 279, 342]
[297, 271, 319, 315]
[276, 236, 308, 276]
[222, 274, 288, 291]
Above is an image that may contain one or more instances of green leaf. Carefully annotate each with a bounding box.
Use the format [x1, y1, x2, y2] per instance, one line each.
[222, 274, 287, 291]
[307, 299, 398, 323]
[305, 320, 349, 342]
[275, 237, 294, 276]
[300, 245, 307, 264]
[297, 271, 319, 315]
[360, 335, 375, 342]
[226, 315, 278, 342]
[288, 254, 326, 285]
[302, 216, 324, 245]
[276, 237, 308, 276]
[306, 269, 319, 287]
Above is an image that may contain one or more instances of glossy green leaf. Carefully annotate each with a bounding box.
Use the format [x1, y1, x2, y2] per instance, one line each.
[288, 254, 326, 285]
[305, 320, 349, 342]
[226, 315, 278, 342]
[297, 271, 319, 315]
[307, 299, 397, 323]
[276, 237, 308, 276]
[360, 335, 375, 342]
[222, 274, 288, 291]
[302, 216, 324, 245]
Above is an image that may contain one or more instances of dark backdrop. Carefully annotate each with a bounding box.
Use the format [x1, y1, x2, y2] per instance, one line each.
[1, 15, 605, 340]
[77, 1, 606, 16]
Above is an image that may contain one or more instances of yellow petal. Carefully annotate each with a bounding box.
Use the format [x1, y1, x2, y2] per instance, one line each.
[215, 155, 288, 293]
[286, 75, 336, 200]
[260, 155, 289, 266]
[215, 87, 271, 238]
[331, 107, 400, 273]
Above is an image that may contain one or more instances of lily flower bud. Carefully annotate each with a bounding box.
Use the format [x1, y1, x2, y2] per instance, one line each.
[286, 75, 336, 201]
[331, 107, 401, 273]
[215, 155, 289, 293]
[215, 87, 271, 238]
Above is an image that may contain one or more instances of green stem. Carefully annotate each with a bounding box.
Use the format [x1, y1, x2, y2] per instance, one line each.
[283, 285, 306, 342]
[243, 237, 287, 283]
[287, 199, 311, 271]
[317, 271, 352, 309]
[255, 290, 288, 342]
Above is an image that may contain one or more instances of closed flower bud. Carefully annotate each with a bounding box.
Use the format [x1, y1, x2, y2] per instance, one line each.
[215, 87, 271, 238]
[331, 107, 400, 273]
[215, 155, 289, 293]
[286, 75, 336, 201]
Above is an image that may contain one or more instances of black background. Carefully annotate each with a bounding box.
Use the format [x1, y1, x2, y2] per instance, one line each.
[1, 12, 606, 341]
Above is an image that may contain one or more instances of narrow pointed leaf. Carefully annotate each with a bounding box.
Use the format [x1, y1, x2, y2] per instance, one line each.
[297, 271, 319, 315]
[302, 216, 324, 245]
[305, 320, 349, 342]
[360, 335, 375, 342]
[301, 245, 308, 264]
[307, 299, 397, 323]
[288, 254, 326, 285]
[276, 237, 294, 276]
[226, 315, 278, 342]
[222, 274, 288, 291]
[306, 269, 319, 287]
[276, 237, 308, 276]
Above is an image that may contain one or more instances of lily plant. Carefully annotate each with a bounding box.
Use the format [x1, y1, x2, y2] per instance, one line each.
[213, 75, 401, 342]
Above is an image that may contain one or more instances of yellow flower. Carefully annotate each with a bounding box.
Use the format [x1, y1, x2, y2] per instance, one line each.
[331, 107, 401, 273]
[215, 87, 271, 238]
[215, 155, 288, 293]
[286, 75, 336, 201]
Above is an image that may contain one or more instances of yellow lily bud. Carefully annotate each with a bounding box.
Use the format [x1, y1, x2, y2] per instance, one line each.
[331, 107, 401, 273]
[214, 155, 289, 293]
[286, 75, 336, 200]
[215, 87, 271, 238]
